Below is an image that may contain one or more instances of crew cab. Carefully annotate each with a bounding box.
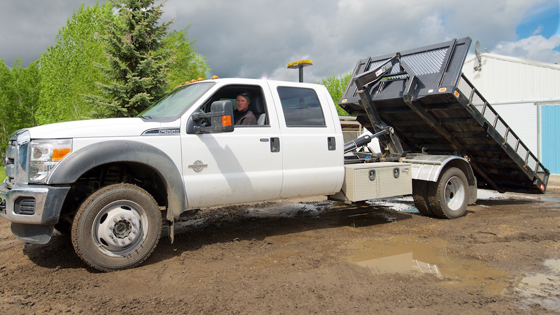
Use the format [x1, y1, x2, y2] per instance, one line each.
[1, 79, 354, 271]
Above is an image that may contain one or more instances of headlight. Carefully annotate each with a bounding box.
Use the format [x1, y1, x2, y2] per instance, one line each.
[29, 139, 73, 184]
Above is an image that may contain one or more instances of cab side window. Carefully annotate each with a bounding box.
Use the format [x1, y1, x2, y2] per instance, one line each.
[198, 85, 268, 127]
[277, 87, 326, 127]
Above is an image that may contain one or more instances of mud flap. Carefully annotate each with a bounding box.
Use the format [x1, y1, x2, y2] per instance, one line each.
[11, 223, 53, 244]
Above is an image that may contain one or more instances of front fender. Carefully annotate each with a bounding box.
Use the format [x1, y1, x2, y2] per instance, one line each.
[48, 140, 186, 220]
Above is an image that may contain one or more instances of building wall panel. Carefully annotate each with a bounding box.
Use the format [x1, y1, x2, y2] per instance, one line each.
[463, 53, 560, 174]
[542, 105, 560, 174]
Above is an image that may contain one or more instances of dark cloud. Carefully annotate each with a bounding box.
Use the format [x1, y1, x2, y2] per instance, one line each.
[0, 0, 106, 67]
[163, 0, 559, 82]
[1, 0, 558, 82]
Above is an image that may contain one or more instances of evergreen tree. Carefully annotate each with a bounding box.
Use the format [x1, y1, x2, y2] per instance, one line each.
[87, 0, 172, 117]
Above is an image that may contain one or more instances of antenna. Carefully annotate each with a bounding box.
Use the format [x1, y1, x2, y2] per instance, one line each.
[474, 41, 482, 71]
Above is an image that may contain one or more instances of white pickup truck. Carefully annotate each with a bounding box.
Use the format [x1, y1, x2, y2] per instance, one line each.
[2, 38, 548, 272]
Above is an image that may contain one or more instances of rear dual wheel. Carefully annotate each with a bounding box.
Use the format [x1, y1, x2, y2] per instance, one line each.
[412, 180, 433, 216]
[71, 183, 162, 272]
[413, 167, 469, 219]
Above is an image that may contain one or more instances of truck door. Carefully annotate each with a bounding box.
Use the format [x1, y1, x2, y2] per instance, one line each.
[267, 82, 344, 198]
[181, 83, 283, 209]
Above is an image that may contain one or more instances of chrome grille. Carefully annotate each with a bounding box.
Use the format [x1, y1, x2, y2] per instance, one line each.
[5, 139, 16, 188]
[5, 129, 29, 189]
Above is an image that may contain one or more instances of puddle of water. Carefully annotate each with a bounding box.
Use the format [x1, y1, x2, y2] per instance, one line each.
[477, 189, 560, 210]
[175, 202, 328, 231]
[366, 196, 419, 214]
[245, 202, 322, 218]
[337, 212, 398, 228]
[346, 235, 508, 295]
[542, 198, 560, 203]
[363, 188, 553, 214]
[516, 259, 560, 313]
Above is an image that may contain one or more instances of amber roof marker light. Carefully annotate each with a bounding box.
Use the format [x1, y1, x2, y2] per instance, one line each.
[287, 59, 313, 83]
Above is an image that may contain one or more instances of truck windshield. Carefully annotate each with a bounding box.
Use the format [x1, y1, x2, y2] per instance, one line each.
[140, 82, 215, 121]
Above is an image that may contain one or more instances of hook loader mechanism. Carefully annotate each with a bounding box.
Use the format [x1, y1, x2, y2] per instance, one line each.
[339, 37, 549, 217]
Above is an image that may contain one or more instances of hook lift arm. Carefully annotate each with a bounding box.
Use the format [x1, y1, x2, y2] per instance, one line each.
[350, 53, 407, 157]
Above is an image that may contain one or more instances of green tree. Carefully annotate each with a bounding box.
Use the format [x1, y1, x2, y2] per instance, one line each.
[0, 1, 210, 154]
[0, 59, 40, 155]
[87, 0, 172, 117]
[164, 27, 210, 91]
[10, 59, 40, 127]
[38, 2, 116, 124]
[317, 72, 352, 116]
[0, 60, 13, 155]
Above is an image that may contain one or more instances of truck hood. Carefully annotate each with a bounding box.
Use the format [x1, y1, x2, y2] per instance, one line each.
[26, 118, 168, 139]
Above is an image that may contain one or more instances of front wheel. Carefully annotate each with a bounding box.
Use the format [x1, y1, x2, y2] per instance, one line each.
[71, 183, 162, 272]
[427, 167, 469, 219]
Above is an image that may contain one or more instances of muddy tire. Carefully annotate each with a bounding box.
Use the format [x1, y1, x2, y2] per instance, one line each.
[71, 183, 162, 272]
[427, 167, 468, 219]
[412, 180, 434, 217]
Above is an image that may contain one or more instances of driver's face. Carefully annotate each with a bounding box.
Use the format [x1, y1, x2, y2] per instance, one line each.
[236, 96, 249, 112]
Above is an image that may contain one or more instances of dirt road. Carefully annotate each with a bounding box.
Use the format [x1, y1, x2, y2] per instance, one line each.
[2, 188, 560, 314]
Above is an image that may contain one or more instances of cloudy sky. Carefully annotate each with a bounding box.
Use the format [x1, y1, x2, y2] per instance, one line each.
[1, 0, 559, 83]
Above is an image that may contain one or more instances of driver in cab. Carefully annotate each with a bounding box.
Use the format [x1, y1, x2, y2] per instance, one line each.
[234, 91, 257, 125]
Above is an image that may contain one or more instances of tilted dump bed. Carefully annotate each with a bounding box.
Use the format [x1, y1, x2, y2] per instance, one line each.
[340, 37, 549, 194]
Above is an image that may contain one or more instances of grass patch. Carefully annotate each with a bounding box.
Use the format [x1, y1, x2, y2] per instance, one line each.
[0, 166, 5, 183]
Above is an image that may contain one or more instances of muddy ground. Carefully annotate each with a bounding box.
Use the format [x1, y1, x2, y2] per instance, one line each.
[2, 188, 560, 315]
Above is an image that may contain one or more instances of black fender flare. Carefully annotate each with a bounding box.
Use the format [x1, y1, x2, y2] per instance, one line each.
[48, 140, 186, 220]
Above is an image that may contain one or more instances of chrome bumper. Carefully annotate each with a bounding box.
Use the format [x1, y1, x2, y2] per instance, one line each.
[0, 181, 70, 225]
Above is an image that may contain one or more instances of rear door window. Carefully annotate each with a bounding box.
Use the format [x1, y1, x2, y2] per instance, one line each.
[277, 87, 326, 127]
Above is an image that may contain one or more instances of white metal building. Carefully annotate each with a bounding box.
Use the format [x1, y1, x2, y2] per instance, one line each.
[462, 53, 560, 174]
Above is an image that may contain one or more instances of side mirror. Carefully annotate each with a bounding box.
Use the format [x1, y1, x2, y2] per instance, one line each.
[191, 100, 234, 134]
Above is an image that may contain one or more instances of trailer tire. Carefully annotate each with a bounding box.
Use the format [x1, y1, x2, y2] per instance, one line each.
[427, 167, 468, 219]
[71, 183, 162, 272]
[412, 180, 434, 217]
